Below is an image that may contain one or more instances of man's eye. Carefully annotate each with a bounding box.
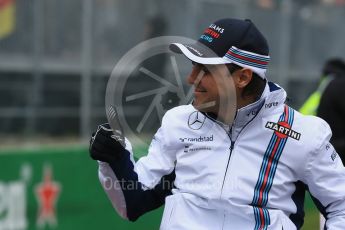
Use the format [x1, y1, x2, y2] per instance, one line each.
[202, 67, 210, 74]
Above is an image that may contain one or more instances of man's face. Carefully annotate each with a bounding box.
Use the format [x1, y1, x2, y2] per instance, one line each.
[187, 63, 236, 115]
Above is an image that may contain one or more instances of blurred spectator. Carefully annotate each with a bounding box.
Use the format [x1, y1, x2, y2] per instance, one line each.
[256, 0, 275, 9]
[322, 0, 345, 5]
[299, 59, 341, 115]
[297, 0, 321, 6]
[300, 58, 345, 163]
[317, 58, 345, 163]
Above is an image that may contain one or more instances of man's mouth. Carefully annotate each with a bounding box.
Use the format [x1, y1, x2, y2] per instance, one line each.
[195, 88, 207, 93]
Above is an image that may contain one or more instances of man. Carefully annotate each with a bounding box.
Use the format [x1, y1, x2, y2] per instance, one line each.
[90, 18, 345, 229]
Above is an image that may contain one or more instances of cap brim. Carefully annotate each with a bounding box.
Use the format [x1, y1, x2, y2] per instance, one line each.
[169, 43, 230, 65]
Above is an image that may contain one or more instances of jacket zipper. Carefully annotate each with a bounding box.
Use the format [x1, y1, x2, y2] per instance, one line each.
[220, 139, 234, 197]
[218, 102, 265, 198]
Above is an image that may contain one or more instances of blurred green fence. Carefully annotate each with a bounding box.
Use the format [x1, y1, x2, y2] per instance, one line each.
[0, 146, 162, 230]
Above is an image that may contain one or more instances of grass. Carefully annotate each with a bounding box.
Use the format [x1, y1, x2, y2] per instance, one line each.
[302, 193, 320, 230]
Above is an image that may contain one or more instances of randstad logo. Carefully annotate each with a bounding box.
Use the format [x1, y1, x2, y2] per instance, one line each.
[179, 135, 214, 143]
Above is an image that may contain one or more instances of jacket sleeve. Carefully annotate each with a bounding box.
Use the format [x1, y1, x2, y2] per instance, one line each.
[98, 124, 176, 221]
[304, 121, 345, 229]
[135, 123, 177, 189]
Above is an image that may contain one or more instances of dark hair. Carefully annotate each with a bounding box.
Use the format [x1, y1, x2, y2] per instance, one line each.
[226, 63, 266, 99]
[322, 58, 345, 78]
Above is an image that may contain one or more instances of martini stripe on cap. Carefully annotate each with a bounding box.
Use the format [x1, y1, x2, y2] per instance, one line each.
[224, 54, 268, 69]
[229, 48, 270, 62]
[227, 51, 269, 65]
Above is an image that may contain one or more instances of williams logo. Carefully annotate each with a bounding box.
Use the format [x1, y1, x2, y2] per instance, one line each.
[188, 111, 206, 130]
[265, 121, 301, 140]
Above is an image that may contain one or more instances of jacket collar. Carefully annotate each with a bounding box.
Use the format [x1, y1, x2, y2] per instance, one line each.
[260, 82, 287, 116]
[203, 82, 287, 131]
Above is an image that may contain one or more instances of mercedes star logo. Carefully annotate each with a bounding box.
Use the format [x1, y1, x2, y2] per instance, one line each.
[188, 111, 206, 130]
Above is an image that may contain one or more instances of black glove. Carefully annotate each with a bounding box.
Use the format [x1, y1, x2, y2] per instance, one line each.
[89, 123, 127, 163]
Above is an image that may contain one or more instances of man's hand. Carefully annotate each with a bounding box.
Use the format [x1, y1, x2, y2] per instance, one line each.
[89, 123, 126, 163]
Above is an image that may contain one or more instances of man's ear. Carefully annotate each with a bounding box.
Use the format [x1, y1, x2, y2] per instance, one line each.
[233, 68, 253, 89]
